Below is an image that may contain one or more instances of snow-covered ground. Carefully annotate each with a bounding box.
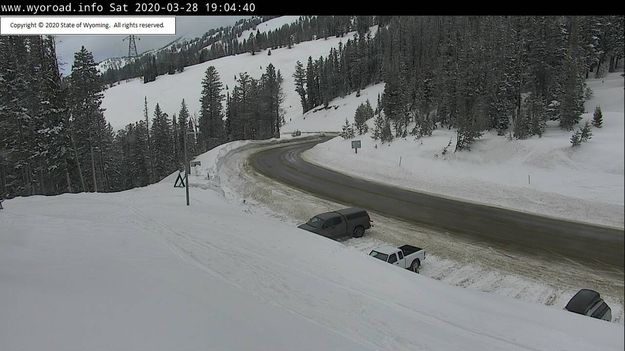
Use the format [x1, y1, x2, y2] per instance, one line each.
[209, 137, 624, 325]
[102, 18, 358, 130]
[302, 72, 625, 228]
[282, 83, 386, 133]
[1, 141, 623, 351]
[237, 16, 301, 43]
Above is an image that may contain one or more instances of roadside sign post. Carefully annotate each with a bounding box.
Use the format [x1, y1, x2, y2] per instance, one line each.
[351, 140, 361, 154]
[182, 124, 200, 206]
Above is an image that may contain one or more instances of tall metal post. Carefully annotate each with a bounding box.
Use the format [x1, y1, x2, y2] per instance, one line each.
[183, 125, 189, 206]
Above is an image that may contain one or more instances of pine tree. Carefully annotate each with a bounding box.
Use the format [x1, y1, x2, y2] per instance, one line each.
[371, 110, 384, 141]
[570, 129, 582, 147]
[261, 64, 284, 138]
[580, 120, 592, 142]
[305, 56, 320, 109]
[177, 102, 190, 167]
[354, 101, 373, 135]
[150, 103, 174, 181]
[67, 46, 107, 192]
[592, 106, 603, 128]
[293, 61, 308, 112]
[198, 66, 224, 151]
[558, 18, 587, 130]
[340, 118, 355, 139]
[380, 119, 393, 143]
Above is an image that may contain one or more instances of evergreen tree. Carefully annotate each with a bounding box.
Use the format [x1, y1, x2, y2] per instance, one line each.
[570, 129, 582, 147]
[177, 103, 190, 167]
[354, 101, 373, 135]
[558, 18, 587, 130]
[293, 61, 309, 112]
[305, 56, 320, 109]
[580, 120, 592, 142]
[592, 105, 603, 128]
[371, 112, 385, 140]
[261, 64, 284, 138]
[67, 46, 107, 192]
[380, 119, 393, 143]
[150, 103, 174, 181]
[198, 66, 224, 151]
[340, 118, 355, 139]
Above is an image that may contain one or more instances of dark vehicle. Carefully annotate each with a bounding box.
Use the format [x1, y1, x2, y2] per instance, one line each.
[298, 207, 372, 239]
[564, 289, 612, 322]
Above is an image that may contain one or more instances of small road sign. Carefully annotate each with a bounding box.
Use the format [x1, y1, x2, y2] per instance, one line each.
[351, 140, 361, 153]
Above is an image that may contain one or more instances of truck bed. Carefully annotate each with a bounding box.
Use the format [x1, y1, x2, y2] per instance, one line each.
[399, 244, 422, 256]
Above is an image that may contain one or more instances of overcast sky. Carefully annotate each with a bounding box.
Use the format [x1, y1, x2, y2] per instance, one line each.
[55, 16, 246, 74]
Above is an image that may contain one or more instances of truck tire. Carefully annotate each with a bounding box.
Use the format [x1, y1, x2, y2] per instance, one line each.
[410, 259, 421, 273]
[353, 226, 365, 238]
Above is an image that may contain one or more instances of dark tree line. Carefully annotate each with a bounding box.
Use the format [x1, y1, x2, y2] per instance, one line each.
[295, 16, 624, 150]
[225, 65, 285, 141]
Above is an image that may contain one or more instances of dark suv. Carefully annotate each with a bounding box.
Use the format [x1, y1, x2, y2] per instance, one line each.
[564, 289, 612, 322]
[298, 207, 372, 239]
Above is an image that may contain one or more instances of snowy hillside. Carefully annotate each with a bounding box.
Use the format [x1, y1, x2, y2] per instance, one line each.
[96, 56, 131, 73]
[1, 143, 623, 351]
[304, 72, 625, 228]
[237, 16, 301, 43]
[102, 23, 357, 130]
[282, 83, 386, 133]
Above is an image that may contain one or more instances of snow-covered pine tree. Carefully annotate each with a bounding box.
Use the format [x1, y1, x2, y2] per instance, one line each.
[340, 119, 355, 139]
[580, 120, 592, 142]
[592, 106, 603, 128]
[570, 129, 582, 147]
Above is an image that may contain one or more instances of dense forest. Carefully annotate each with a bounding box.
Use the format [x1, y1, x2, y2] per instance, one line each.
[0, 35, 284, 198]
[293, 16, 624, 150]
[1, 16, 623, 199]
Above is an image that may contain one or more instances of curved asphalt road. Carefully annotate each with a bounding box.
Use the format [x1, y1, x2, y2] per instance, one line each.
[250, 137, 624, 269]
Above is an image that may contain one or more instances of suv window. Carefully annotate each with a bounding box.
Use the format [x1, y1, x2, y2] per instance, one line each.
[398, 251, 404, 260]
[327, 216, 342, 226]
[388, 253, 397, 264]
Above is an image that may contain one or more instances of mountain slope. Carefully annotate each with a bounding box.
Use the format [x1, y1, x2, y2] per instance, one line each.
[102, 26, 357, 129]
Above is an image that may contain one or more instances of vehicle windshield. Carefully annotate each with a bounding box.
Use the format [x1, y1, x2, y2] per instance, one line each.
[306, 216, 324, 228]
[369, 251, 389, 262]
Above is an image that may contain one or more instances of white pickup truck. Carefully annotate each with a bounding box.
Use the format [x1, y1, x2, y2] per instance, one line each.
[369, 245, 426, 273]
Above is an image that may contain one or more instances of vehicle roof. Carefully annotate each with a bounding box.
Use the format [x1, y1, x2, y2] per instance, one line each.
[334, 207, 368, 216]
[565, 289, 602, 314]
[315, 212, 338, 220]
[371, 245, 399, 255]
